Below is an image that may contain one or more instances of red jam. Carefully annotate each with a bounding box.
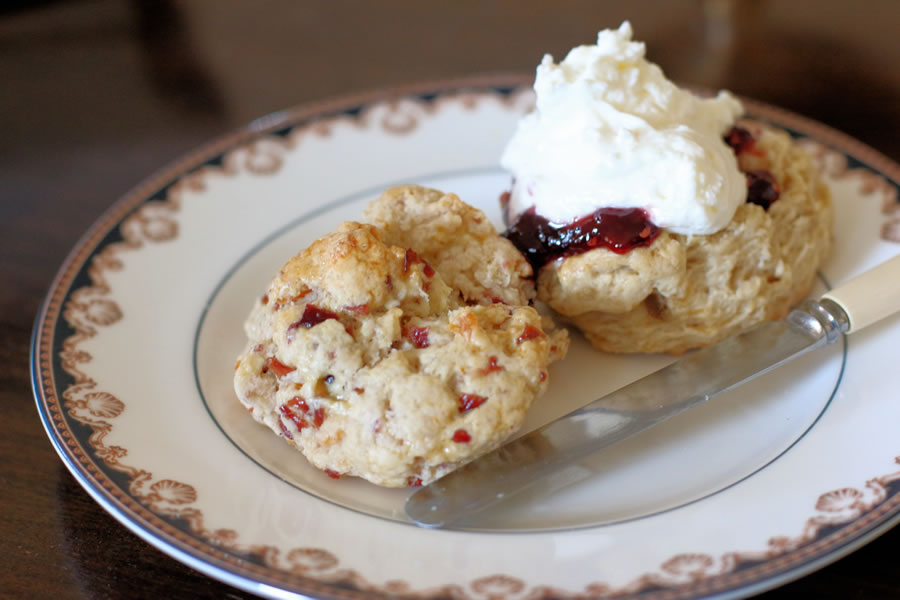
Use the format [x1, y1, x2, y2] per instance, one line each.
[458, 393, 487, 413]
[407, 476, 423, 487]
[324, 469, 342, 480]
[503, 206, 660, 272]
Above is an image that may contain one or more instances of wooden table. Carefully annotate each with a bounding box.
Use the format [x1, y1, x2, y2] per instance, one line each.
[3, 1, 899, 598]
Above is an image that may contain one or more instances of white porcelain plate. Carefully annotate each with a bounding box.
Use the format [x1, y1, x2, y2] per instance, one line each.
[33, 76, 900, 599]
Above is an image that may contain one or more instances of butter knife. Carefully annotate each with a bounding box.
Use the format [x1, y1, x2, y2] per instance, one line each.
[406, 255, 900, 528]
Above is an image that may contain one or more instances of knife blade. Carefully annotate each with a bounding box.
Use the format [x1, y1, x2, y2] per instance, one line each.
[405, 255, 900, 528]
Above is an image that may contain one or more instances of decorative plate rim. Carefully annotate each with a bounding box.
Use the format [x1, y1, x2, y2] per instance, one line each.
[32, 74, 900, 600]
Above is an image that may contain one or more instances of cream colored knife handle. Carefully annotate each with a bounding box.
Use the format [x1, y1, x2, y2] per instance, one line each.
[822, 254, 900, 333]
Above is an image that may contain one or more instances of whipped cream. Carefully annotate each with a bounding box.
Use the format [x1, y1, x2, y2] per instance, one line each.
[501, 21, 746, 235]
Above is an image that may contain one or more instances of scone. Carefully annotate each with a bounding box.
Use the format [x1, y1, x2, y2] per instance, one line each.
[536, 123, 832, 354]
[499, 23, 832, 354]
[234, 216, 567, 487]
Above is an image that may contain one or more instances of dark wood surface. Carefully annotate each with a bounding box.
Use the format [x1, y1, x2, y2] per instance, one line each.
[3, 1, 899, 598]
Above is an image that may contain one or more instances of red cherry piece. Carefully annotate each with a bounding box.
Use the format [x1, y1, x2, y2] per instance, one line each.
[265, 356, 295, 377]
[723, 125, 757, 155]
[403, 248, 420, 274]
[745, 170, 780, 209]
[287, 396, 309, 413]
[458, 393, 487, 413]
[279, 404, 307, 431]
[278, 420, 294, 440]
[452, 429, 472, 443]
[478, 356, 504, 375]
[345, 303, 370, 315]
[406, 326, 430, 348]
[402, 248, 434, 277]
[293, 304, 339, 329]
[516, 324, 545, 345]
[291, 289, 313, 302]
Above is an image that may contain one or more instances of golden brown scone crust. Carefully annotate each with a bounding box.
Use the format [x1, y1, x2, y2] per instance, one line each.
[537, 122, 833, 354]
[364, 185, 535, 306]
[234, 218, 567, 488]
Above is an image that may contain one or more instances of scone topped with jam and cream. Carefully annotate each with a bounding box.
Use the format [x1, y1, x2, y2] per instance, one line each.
[501, 22, 832, 354]
[234, 187, 568, 488]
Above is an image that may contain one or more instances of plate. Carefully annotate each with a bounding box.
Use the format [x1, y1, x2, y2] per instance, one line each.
[33, 75, 900, 599]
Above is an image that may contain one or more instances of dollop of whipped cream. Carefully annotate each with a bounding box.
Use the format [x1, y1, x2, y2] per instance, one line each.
[501, 21, 746, 235]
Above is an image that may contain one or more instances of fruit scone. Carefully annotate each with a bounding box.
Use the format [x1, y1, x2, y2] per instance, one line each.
[234, 187, 568, 488]
[501, 22, 833, 354]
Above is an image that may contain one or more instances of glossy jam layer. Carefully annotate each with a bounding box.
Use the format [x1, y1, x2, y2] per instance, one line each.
[503, 206, 660, 272]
